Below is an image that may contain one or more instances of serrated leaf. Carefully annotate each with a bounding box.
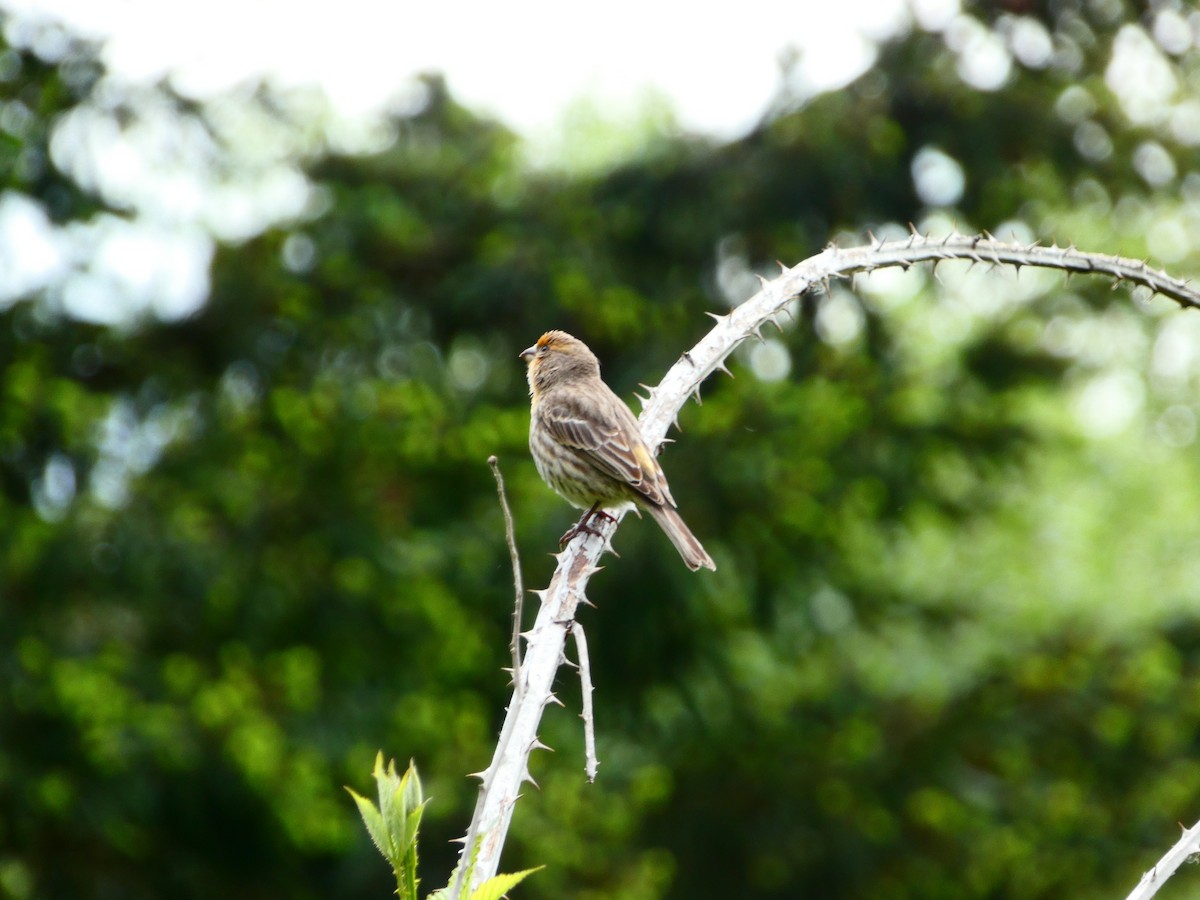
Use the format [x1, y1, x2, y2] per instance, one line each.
[376, 756, 403, 833]
[401, 758, 423, 811]
[400, 801, 427, 853]
[468, 867, 543, 900]
[385, 782, 408, 843]
[346, 787, 393, 862]
[439, 828, 483, 899]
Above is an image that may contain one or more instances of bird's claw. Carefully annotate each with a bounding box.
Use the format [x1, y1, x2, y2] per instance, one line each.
[559, 505, 616, 547]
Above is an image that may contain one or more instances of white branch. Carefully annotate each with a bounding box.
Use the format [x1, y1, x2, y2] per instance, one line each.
[640, 233, 1200, 444]
[1125, 818, 1200, 900]
[573, 623, 599, 783]
[447, 233, 1200, 897]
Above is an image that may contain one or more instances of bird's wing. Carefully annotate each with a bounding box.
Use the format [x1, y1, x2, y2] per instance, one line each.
[540, 394, 673, 507]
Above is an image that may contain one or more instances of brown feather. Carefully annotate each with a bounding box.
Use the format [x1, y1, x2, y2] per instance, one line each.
[539, 391, 671, 508]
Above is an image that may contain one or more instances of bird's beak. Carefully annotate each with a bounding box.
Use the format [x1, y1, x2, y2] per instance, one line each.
[519, 344, 537, 361]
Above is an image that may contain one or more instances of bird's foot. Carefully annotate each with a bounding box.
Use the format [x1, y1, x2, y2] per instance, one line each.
[558, 503, 617, 547]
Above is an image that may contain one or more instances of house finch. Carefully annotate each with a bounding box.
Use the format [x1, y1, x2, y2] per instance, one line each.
[520, 330, 716, 572]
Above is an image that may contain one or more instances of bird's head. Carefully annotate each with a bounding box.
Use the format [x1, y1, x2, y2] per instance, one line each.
[520, 330, 601, 395]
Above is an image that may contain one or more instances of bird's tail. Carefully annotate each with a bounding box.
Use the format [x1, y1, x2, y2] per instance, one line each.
[646, 503, 716, 572]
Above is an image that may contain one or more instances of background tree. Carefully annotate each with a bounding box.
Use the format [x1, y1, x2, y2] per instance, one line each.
[4, 2, 1200, 898]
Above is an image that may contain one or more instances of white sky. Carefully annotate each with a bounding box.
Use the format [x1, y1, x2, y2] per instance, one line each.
[0, 0, 962, 326]
[4, 0, 915, 138]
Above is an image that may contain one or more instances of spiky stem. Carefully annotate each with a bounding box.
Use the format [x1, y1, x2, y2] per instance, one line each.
[447, 232, 1200, 896]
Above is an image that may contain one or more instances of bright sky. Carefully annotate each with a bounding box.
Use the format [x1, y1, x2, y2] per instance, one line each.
[4, 0, 916, 138]
[1, 0, 963, 327]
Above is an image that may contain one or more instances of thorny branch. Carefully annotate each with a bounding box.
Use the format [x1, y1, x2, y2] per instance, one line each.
[572, 623, 599, 783]
[446, 233, 1200, 897]
[1124, 817, 1200, 900]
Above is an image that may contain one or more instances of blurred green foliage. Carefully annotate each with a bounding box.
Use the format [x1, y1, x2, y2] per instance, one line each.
[4, 2, 1200, 898]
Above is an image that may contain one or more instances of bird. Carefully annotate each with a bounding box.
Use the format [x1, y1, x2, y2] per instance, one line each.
[520, 330, 716, 572]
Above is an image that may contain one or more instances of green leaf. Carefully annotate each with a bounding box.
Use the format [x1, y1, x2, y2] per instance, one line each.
[467, 867, 543, 900]
[374, 752, 402, 834]
[350, 755, 429, 899]
[400, 757, 424, 812]
[401, 800, 427, 855]
[345, 787, 392, 862]
[350, 754, 430, 877]
[434, 828, 484, 899]
[374, 755, 425, 855]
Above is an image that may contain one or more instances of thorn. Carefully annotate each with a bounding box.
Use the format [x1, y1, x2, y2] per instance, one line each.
[682, 350, 695, 366]
[777, 260, 788, 272]
[467, 769, 489, 782]
[754, 273, 770, 287]
[579, 595, 597, 608]
[750, 326, 765, 343]
[866, 229, 877, 245]
[529, 588, 549, 602]
[522, 769, 540, 790]
[545, 693, 565, 708]
[705, 311, 727, 323]
[519, 628, 537, 641]
[529, 738, 554, 753]
[715, 361, 734, 378]
[585, 565, 606, 577]
[449, 835, 468, 845]
[692, 385, 703, 406]
[637, 382, 653, 393]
